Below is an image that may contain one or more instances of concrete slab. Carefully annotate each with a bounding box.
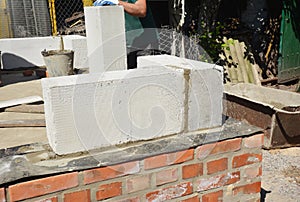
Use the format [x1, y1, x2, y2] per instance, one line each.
[42, 68, 185, 154]
[137, 55, 224, 131]
[84, 6, 127, 73]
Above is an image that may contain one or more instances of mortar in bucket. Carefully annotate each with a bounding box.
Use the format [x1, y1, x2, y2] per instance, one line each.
[41, 49, 74, 77]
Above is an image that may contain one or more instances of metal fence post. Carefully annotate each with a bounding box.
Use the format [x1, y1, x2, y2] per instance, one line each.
[48, 0, 57, 36]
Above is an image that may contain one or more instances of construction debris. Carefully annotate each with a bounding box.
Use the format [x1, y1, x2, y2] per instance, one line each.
[221, 37, 262, 85]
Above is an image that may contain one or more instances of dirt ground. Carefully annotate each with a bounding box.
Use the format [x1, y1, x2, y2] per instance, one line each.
[262, 147, 300, 202]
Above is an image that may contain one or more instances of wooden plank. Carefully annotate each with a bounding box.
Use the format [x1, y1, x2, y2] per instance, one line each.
[0, 96, 43, 109]
[0, 119, 45, 128]
[5, 104, 44, 114]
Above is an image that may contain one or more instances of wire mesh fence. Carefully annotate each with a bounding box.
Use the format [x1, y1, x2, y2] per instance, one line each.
[158, 26, 212, 62]
[53, 0, 91, 36]
[0, 0, 92, 39]
[0, 0, 51, 38]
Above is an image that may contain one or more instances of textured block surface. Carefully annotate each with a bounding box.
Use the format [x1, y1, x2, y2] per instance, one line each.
[42, 68, 185, 154]
[84, 6, 127, 73]
[137, 55, 224, 131]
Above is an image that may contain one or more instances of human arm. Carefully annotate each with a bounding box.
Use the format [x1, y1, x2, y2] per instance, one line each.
[118, 0, 147, 17]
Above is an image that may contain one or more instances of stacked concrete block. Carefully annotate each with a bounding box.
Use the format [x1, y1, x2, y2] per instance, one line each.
[42, 68, 185, 154]
[84, 6, 127, 73]
[137, 55, 223, 131]
[0, 35, 88, 69]
[63, 35, 88, 69]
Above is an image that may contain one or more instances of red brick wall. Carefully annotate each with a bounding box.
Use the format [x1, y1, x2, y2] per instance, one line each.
[1, 133, 263, 202]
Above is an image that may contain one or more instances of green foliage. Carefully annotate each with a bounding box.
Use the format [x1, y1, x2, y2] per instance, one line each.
[195, 22, 225, 63]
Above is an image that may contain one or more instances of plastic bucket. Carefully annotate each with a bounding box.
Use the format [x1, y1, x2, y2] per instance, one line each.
[41, 50, 74, 77]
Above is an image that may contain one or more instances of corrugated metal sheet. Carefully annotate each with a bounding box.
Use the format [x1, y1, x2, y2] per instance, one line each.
[221, 37, 262, 85]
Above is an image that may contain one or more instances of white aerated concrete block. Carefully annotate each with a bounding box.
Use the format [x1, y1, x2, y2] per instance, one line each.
[42, 68, 185, 155]
[63, 35, 88, 69]
[84, 6, 127, 73]
[137, 55, 223, 131]
[0, 35, 88, 69]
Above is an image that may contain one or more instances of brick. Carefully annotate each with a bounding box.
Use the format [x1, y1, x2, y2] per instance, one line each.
[64, 190, 90, 202]
[244, 166, 262, 179]
[182, 163, 203, 179]
[115, 197, 140, 202]
[181, 195, 200, 202]
[169, 149, 194, 164]
[207, 158, 228, 174]
[244, 134, 264, 148]
[35, 197, 58, 202]
[197, 138, 241, 159]
[144, 149, 194, 170]
[196, 144, 215, 160]
[144, 154, 168, 170]
[196, 171, 240, 191]
[232, 153, 262, 168]
[83, 161, 140, 184]
[96, 182, 122, 200]
[156, 168, 178, 186]
[146, 182, 193, 201]
[9, 173, 78, 201]
[0, 188, 5, 202]
[126, 175, 150, 193]
[233, 182, 261, 195]
[202, 190, 223, 202]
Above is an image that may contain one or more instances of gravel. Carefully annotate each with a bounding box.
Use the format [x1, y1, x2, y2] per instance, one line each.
[262, 147, 300, 202]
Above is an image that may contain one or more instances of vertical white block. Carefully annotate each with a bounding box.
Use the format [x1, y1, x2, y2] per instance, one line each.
[137, 55, 224, 131]
[84, 6, 127, 73]
[42, 68, 185, 155]
[63, 35, 88, 69]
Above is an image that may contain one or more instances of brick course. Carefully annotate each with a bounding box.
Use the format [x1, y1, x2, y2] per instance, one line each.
[9, 173, 78, 202]
[1, 133, 263, 202]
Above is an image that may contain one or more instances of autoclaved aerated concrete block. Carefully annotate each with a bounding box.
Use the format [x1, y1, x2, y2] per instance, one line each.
[42, 68, 185, 154]
[137, 55, 223, 131]
[63, 35, 88, 69]
[0, 35, 87, 69]
[84, 6, 127, 73]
